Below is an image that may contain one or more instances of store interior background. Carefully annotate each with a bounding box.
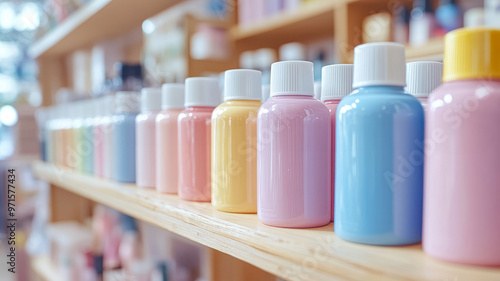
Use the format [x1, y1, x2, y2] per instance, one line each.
[0, 0, 494, 280]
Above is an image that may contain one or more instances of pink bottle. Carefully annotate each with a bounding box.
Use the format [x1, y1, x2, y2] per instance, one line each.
[257, 61, 331, 228]
[423, 28, 500, 265]
[102, 95, 115, 180]
[136, 88, 162, 188]
[320, 64, 353, 222]
[178, 77, 220, 202]
[93, 96, 106, 177]
[156, 83, 185, 194]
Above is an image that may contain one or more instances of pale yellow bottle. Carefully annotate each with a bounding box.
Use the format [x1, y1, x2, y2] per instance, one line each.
[212, 69, 262, 213]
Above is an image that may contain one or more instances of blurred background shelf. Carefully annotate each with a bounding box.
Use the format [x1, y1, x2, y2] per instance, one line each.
[31, 255, 60, 281]
[406, 37, 444, 62]
[28, 0, 183, 58]
[32, 161, 500, 281]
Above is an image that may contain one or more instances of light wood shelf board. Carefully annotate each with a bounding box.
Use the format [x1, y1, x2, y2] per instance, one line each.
[32, 161, 500, 281]
[406, 37, 444, 62]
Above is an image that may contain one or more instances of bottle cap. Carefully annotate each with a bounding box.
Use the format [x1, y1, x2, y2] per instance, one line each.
[161, 83, 185, 109]
[321, 64, 354, 101]
[270, 61, 314, 97]
[115, 91, 140, 113]
[224, 69, 262, 101]
[255, 48, 277, 70]
[185, 77, 220, 107]
[406, 62, 443, 97]
[279, 42, 307, 61]
[140, 88, 162, 112]
[352, 42, 406, 88]
[443, 27, 500, 82]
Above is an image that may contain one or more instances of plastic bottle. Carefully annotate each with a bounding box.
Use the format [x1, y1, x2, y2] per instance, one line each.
[102, 95, 115, 180]
[93, 96, 106, 177]
[335, 43, 424, 245]
[156, 83, 185, 194]
[406, 61, 443, 109]
[136, 88, 162, 188]
[321, 64, 353, 222]
[257, 61, 331, 228]
[410, 0, 436, 45]
[423, 27, 500, 265]
[69, 103, 84, 171]
[212, 69, 262, 213]
[178, 78, 220, 201]
[113, 91, 140, 183]
[82, 100, 96, 174]
[435, 0, 463, 33]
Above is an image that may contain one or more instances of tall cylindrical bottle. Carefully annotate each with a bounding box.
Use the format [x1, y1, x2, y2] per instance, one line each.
[82, 100, 96, 174]
[406, 61, 443, 109]
[156, 84, 185, 194]
[258, 61, 331, 228]
[93, 96, 106, 177]
[212, 69, 262, 213]
[178, 78, 220, 201]
[335, 43, 424, 245]
[423, 28, 500, 265]
[102, 95, 115, 179]
[113, 91, 140, 183]
[136, 88, 162, 188]
[321, 64, 353, 222]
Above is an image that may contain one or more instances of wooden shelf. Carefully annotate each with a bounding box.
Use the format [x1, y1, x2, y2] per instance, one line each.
[406, 37, 444, 62]
[29, 0, 183, 58]
[32, 161, 500, 281]
[230, 0, 340, 50]
[31, 255, 59, 281]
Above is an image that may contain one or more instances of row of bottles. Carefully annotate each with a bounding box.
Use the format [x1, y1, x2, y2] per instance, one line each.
[39, 27, 500, 266]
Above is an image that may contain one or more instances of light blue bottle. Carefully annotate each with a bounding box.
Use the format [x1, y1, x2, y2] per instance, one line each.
[113, 91, 140, 183]
[82, 100, 96, 174]
[334, 43, 424, 246]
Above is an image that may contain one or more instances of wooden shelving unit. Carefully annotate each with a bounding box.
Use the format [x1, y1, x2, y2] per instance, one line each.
[32, 161, 500, 281]
[406, 37, 444, 62]
[31, 255, 59, 281]
[29, 0, 183, 58]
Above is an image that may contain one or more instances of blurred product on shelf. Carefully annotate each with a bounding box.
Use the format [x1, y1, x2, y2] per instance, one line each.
[257, 61, 331, 228]
[279, 42, 306, 61]
[254, 48, 277, 85]
[406, 61, 443, 109]
[485, 0, 500, 27]
[102, 96, 116, 180]
[410, 0, 437, 46]
[212, 69, 262, 213]
[320, 64, 353, 222]
[118, 63, 143, 92]
[191, 24, 229, 60]
[464, 7, 485, 27]
[156, 84, 185, 194]
[178, 77, 220, 201]
[424, 27, 500, 266]
[393, 5, 410, 44]
[335, 42, 424, 245]
[362, 13, 392, 43]
[261, 84, 270, 102]
[136, 88, 162, 189]
[436, 0, 463, 33]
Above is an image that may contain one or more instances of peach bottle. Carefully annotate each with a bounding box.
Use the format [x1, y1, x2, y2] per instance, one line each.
[136, 88, 162, 188]
[178, 77, 220, 202]
[156, 83, 185, 194]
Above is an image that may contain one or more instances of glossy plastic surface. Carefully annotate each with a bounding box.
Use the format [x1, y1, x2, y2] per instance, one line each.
[113, 113, 137, 183]
[257, 95, 331, 228]
[335, 86, 424, 245]
[212, 100, 260, 213]
[423, 79, 500, 265]
[178, 106, 215, 202]
[93, 123, 104, 177]
[136, 111, 160, 188]
[156, 109, 182, 194]
[324, 99, 341, 222]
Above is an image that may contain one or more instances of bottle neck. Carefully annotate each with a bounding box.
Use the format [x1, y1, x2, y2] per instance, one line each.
[356, 85, 406, 93]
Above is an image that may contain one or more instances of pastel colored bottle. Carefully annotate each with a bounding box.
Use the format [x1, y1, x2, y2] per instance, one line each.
[102, 96, 115, 180]
[113, 91, 140, 183]
[212, 69, 261, 213]
[321, 64, 353, 222]
[82, 100, 96, 175]
[156, 83, 185, 194]
[178, 77, 220, 202]
[136, 88, 162, 188]
[258, 61, 331, 228]
[335, 43, 424, 245]
[423, 28, 500, 265]
[406, 61, 443, 110]
[93, 97, 106, 177]
[67, 103, 83, 171]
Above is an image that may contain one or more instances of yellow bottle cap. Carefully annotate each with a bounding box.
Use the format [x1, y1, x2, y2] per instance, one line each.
[443, 27, 500, 82]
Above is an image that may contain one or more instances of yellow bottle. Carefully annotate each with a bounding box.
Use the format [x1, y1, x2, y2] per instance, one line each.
[211, 70, 262, 213]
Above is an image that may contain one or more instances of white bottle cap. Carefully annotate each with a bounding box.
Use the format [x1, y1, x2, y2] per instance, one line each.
[185, 77, 220, 107]
[224, 69, 262, 101]
[406, 61, 443, 98]
[270, 61, 314, 97]
[240, 51, 255, 69]
[115, 91, 140, 113]
[321, 64, 354, 101]
[262, 84, 270, 102]
[255, 48, 277, 69]
[161, 83, 185, 109]
[352, 42, 406, 88]
[140, 88, 162, 112]
[279, 42, 307, 61]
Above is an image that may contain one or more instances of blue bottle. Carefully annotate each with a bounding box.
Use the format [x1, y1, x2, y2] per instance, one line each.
[113, 91, 140, 183]
[436, 0, 463, 32]
[335, 43, 424, 245]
